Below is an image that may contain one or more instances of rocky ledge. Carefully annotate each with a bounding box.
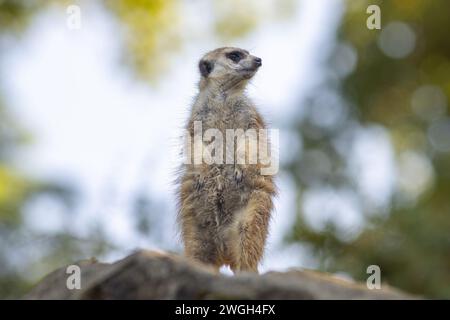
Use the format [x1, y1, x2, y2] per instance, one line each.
[25, 250, 415, 299]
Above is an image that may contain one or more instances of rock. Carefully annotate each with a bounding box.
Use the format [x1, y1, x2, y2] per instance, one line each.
[25, 250, 416, 299]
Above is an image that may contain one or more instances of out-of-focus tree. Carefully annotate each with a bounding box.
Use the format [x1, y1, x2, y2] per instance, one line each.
[0, 0, 54, 298]
[0, 0, 118, 298]
[287, 0, 450, 298]
[105, 0, 182, 80]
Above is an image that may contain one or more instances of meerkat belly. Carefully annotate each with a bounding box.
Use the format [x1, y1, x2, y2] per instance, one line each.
[195, 164, 250, 223]
[190, 103, 258, 227]
[192, 163, 253, 264]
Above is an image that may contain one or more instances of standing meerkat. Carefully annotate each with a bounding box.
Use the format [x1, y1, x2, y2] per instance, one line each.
[177, 47, 276, 273]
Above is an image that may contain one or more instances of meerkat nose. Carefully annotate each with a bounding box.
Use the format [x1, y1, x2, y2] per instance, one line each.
[253, 57, 262, 67]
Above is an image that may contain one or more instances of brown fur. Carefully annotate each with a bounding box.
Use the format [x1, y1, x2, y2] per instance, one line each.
[176, 47, 276, 273]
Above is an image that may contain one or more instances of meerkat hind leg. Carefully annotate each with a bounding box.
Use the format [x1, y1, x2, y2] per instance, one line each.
[229, 191, 271, 274]
[182, 220, 222, 272]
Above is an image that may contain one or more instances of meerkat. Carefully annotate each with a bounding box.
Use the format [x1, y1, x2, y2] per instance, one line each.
[176, 47, 276, 273]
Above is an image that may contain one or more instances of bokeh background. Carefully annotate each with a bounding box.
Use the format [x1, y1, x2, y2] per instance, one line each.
[1, 0, 449, 298]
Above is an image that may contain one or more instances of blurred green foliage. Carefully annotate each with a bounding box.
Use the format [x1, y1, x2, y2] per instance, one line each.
[105, 0, 182, 80]
[287, 0, 450, 298]
[0, 0, 112, 299]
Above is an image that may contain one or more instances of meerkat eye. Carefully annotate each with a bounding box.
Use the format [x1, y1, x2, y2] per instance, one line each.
[226, 51, 243, 63]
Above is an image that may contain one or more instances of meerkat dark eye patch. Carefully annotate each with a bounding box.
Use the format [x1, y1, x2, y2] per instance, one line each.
[199, 60, 214, 77]
[226, 51, 244, 63]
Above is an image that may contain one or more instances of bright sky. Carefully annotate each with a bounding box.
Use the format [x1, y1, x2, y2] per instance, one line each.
[3, 0, 396, 272]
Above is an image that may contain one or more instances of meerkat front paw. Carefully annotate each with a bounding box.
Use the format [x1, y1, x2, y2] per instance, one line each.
[234, 167, 244, 184]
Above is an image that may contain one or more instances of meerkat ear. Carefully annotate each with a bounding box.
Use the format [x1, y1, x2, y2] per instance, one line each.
[199, 59, 214, 77]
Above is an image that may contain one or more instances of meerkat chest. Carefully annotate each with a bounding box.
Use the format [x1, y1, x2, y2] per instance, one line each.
[193, 97, 254, 132]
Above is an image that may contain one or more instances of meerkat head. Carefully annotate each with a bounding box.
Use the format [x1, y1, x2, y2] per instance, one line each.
[198, 47, 262, 92]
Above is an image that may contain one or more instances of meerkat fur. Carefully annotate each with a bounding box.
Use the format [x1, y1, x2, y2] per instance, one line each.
[176, 47, 276, 273]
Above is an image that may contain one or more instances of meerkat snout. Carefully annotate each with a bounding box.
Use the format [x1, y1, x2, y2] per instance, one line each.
[253, 57, 262, 67]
